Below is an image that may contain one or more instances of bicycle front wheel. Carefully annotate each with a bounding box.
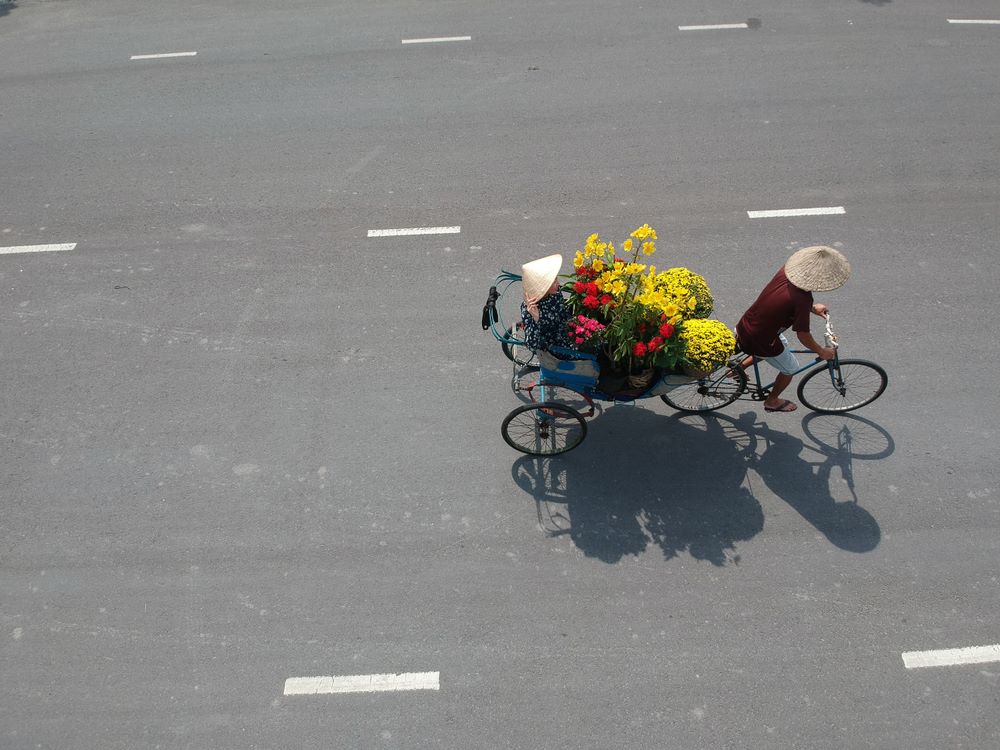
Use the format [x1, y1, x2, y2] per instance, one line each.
[501, 325, 538, 367]
[501, 403, 587, 455]
[660, 364, 747, 413]
[797, 359, 887, 413]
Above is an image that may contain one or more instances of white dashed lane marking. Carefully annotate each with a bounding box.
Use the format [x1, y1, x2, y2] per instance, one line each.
[367, 226, 461, 237]
[678, 23, 749, 31]
[747, 206, 846, 219]
[401, 36, 471, 45]
[947, 19, 1000, 25]
[902, 644, 1000, 669]
[130, 51, 198, 60]
[0, 243, 77, 255]
[284, 672, 441, 695]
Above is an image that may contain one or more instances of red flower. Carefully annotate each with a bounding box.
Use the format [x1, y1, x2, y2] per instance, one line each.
[600, 294, 614, 306]
[573, 281, 587, 293]
[583, 295, 600, 309]
[649, 336, 663, 351]
[633, 342, 647, 357]
[659, 323, 675, 338]
[586, 282, 599, 296]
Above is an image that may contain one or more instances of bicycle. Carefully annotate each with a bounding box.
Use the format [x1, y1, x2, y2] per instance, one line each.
[660, 316, 888, 414]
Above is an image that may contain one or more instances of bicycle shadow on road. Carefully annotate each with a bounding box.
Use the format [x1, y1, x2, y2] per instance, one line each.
[750, 410, 892, 553]
[511, 407, 893, 564]
[511, 406, 764, 566]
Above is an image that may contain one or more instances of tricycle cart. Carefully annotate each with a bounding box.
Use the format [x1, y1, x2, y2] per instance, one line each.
[482, 272, 887, 456]
[483, 271, 712, 455]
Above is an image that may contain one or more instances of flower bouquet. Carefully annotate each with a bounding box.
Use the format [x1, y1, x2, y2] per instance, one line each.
[563, 224, 735, 390]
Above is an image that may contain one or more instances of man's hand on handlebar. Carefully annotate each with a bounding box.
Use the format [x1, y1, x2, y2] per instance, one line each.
[816, 346, 837, 361]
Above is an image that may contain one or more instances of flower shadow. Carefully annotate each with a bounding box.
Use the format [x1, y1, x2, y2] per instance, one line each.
[512, 406, 764, 566]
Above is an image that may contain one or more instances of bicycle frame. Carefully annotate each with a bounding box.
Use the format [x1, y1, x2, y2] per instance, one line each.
[746, 350, 841, 400]
[743, 316, 844, 400]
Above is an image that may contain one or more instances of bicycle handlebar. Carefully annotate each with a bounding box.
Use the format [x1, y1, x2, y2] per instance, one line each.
[823, 314, 839, 350]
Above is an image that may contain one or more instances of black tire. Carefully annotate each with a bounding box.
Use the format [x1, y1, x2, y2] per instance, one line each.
[501, 324, 538, 367]
[797, 359, 887, 413]
[501, 403, 587, 456]
[660, 364, 747, 413]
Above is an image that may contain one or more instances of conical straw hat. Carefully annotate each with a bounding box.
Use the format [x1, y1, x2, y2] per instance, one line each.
[521, 254, 563, 301]
[784, 246, 851, 292]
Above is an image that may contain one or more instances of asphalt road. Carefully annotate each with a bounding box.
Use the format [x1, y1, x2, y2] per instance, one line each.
[1, 1, 998, 748]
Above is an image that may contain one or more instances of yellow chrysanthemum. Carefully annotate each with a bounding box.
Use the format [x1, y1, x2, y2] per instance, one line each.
[679, 318, 736, 372]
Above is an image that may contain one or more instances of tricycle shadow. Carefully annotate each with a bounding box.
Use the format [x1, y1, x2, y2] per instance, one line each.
[511, 408, 890, 565]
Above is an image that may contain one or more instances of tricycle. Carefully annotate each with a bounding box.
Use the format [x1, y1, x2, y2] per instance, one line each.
[482, 271, 887, 456]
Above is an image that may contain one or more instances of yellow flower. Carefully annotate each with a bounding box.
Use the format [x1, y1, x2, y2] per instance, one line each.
[573, 251, 584, 268]
[631, 223, 657, 241]
[679, 318, 736, 372]
[591, 258, 604, 272]
[623, 239, 634, 252]
[642, 241, 655, 256]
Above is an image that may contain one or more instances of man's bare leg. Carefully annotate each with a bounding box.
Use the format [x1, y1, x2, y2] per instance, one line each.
[763, 372, 796, 411]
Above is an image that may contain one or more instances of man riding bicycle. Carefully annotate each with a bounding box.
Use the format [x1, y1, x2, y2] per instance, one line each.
[735, 245, 851, 413]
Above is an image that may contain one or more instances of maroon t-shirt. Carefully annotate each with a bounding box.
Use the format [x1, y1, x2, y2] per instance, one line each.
[736, 267, 813, 357]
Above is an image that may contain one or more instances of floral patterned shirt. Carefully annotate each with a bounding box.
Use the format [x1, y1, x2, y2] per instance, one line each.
[521, 293, 572, 352]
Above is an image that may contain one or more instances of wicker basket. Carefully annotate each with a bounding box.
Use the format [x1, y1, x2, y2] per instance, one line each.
[626, 368, 657, 390]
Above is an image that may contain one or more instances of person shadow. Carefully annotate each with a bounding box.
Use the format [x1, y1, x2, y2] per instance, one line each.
[511, 406, 891, 563]
[512, 405, 765, 566]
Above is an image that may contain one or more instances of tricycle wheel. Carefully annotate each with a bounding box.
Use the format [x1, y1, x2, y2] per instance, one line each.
[501, 403, 587, 456]
[501, 324, 539, 368]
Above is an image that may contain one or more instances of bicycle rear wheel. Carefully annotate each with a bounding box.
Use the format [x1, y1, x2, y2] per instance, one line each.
[501, 403, 587, 456]
[660, 364, 747, 413]
[797, 359, 887, 413]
